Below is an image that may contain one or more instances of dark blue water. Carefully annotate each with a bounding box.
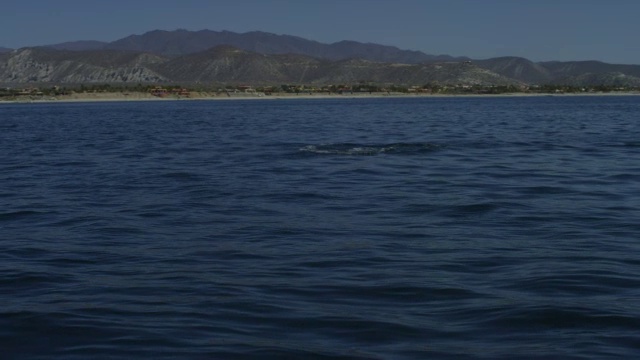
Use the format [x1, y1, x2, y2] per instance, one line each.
[1, 96, 639, 359]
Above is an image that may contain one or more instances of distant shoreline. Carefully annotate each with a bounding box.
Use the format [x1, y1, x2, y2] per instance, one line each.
[2, 91, 640, 104]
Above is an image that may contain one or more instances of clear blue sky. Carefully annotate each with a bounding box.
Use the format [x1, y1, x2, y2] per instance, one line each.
[1, 0, 639, 64]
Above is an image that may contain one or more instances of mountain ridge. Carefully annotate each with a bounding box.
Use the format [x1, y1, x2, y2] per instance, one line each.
[46, 29, 467, 63]
[2, 29, 640, 87]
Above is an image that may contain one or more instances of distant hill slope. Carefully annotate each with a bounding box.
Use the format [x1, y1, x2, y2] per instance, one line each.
[0, 48, 167, 83]
[153, 46, 514, 85]
[473, 57, 553, 84]
[540, 60, 640, 79]
[154, 46, 324, 83]
[473, 58, 640, 86]
[551, 72, 640, 87]
[0, 46, 516, 86]
[0, 47, 12, 53]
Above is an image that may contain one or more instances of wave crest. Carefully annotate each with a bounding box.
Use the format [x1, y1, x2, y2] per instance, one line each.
[299, 142, 442, 155]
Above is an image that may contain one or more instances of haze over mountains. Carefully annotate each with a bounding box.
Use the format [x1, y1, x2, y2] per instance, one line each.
[2, 29, 640, 87]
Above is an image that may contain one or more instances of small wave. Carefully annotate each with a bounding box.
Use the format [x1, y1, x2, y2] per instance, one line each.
[486, 306, 640, 330]
[299, 142, 442, 155]
[159, 172, 201, 181]
[0, 271, 72, 289]
[0, 210, 44, 221]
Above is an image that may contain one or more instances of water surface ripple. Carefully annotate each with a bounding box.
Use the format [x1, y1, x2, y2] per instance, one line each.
[1, 96, 640, 359]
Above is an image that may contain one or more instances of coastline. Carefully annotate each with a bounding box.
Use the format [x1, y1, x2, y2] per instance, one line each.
[2, 90, 640, 104]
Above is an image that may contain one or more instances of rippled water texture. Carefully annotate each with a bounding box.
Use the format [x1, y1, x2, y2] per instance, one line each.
[1, 96, 640, 359]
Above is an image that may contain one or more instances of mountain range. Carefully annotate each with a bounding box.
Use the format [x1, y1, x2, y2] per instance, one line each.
[2, 29, 640, 87]
[45, 29, 467, 63]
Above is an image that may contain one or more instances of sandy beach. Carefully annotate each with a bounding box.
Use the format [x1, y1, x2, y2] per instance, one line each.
[2, 90, 639, 104]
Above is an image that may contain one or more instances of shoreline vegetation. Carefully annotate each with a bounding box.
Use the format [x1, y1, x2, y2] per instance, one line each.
[2, 84, 640, 103]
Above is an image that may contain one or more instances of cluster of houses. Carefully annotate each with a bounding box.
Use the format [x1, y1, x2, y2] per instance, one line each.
[3, 83, 636, 100]
[149, 86, 190, 97]
[0, 87, 44, 96]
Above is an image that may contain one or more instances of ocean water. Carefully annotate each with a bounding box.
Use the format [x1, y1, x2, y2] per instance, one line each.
[1, 96, 639, 359]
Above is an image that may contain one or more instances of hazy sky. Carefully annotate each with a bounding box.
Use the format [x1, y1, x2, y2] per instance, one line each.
[1, 0, 639, 64]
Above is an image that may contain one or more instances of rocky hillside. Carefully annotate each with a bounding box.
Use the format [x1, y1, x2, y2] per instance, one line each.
[540, 61, 640, 82]
[0, 48, 166, 83]
[154, 46, 324, 83]
[153, 46, 514, 85]
[0, 46, 517, 86]
[473, 57, 640, 86]
[549, 72, 640, 87]
[473, 57, 553, 84]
